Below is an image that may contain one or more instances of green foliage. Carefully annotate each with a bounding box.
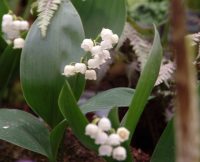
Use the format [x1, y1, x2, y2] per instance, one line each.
[59, 80, 97, 151]
[72, 0, 126, 38]
[151, 120, 175, 162]
[0, 46, 21, 97]
[20, 0, 85, 128]
[122, 26, 163, 144]
[50, 120, 67, 161]
[128, 1, 169, 25]
[81, 88, 135, 113]
[0, 109, 52, 159]
[0, 0, 8, 34]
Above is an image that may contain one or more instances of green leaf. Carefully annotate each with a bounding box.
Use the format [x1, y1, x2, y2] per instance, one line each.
[67, 73, 86, 101]
[0, 0, 8, 34]
[151, 120, 175, 162]
[81, 88, 135, 113]
[50, 120, 67, 161]
[59, 80, 97, 151]
[0, 36, 7, 53]
[108, 108, 120, 130]
[0, 46, 21, 96]
[72, 0, 126, 38]
[20, 0, 85, 128]
[0, 109, 52, 158]
[123, 26, 163, 144]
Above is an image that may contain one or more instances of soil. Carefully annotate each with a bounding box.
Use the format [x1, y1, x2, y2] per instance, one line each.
[0, 128, 150, 162]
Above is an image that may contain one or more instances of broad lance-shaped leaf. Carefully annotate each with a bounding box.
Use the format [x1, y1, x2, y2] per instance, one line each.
[50, 120, 68, 161]
[123, 26, 163, 144]
[80, 88, 135, 113]
[80, 87, 153, 114]
[150, 120, 175, 162]
[59, 80, 98, 151]
[20, 0, 85, 128]
[72, 0, 126, 38]
[0, 109, 52, 159]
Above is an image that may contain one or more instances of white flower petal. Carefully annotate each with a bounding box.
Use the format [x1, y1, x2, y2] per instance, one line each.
[13, 38, 25, 49]
[98, 117, 111, 131]
[112, 146, 127, 161]
[95, 130, 108, 145]
[85, 70, 97, 80]
[81, 39, 94, 52]
[98, 145, 113, 157]
[85, 124, 99, 139]
[75, 63, 87, 74]
[117, 127, 130, 142]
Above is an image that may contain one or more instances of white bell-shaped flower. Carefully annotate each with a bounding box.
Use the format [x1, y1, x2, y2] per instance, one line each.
[1, 21, 12, 33]
[85, 70, 97, 80]
[63, 65, 76, 77]
[13, 38, 25, 49]
[85, 123, 99, 139]
[100, 28, 113, 41]
[100, 40, 113, 50]
[93, 55, 106, 65]
[117, 127, 130, 142]
[91, 45, 102, 56]
[98, 145, 113, 157]
[95, 130, 108, 145]
[88, 58, 100, 69]
[7, 29, 20, 40]
[112, 146, 127, 161]
[20, 21, 29, 30]
[74, 63, 87, 74]
[13, 20, 21, 30]
[111, 34, 119, 44]
[102, 50, 111, 60]
[3, 14, 13, 23]
[107, 134, 121, 146]
[81, 39, 94, 52]
[98, 117, 111, 131]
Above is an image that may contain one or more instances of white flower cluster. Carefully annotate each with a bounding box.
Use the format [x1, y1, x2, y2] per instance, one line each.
[1, 13, 29, 49]
[63, 28, 119, 80]
[85, 117, 130, 161]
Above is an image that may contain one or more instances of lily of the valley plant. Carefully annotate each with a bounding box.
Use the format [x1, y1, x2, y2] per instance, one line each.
[0, 0, 178, 162]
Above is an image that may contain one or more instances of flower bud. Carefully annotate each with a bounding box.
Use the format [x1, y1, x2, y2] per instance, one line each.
[117, 127, 130, 142]
[112, 146, 127, 161]
[63, 65, 76, 77]
[13, 38, 25, 49]
[81, 39, 94, 52]
[74, 63, 86, 74]
[95, 131, 108, 145]
[85, 124, 99, 139]
[98, 117, 111, 131]
[107, 134, 121, 146]
[101, 28, 113, 41]
[98, 145, 113, 157]
[85, 70, 97, 80]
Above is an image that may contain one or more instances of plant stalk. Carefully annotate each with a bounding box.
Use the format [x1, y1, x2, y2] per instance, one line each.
[171, 0, 200, 162]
